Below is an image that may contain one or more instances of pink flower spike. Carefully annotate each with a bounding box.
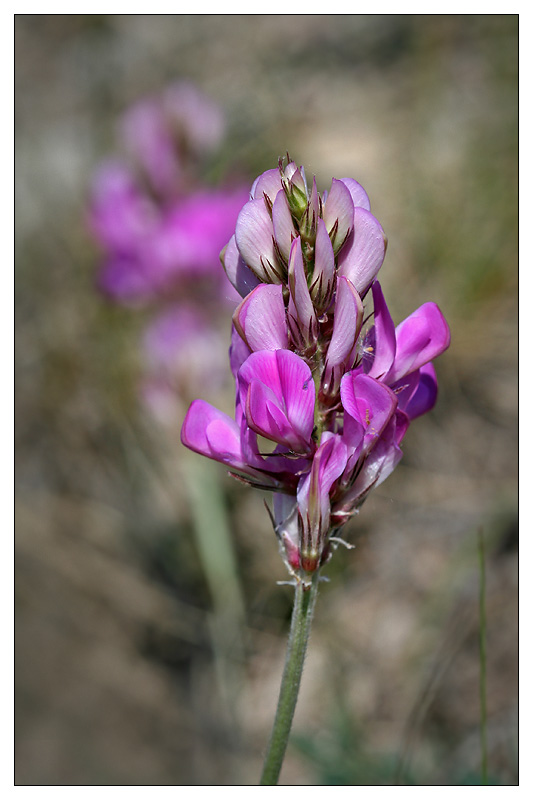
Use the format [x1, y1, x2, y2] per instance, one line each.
[336, 207, 387, 297]
[322, 178, 355, 254]
[233, 284, 288, 352]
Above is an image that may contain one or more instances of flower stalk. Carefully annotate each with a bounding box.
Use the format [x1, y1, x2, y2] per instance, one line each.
[260, 573, 320, 785]
[179, 156, 451, 784]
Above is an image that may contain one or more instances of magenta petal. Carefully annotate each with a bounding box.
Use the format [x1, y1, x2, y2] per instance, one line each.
[272, 191, 296, 262]
[246, 379, 296, 446]
[340, 372, 398, 454]
[388, 303, 451, 383]
[275, 349, 315, 445]
[336, 207, 386, 296]
[403, 362, 438, 419]
[336, 416, 403, 512]
[238, 350, 315, 451]
[181, 399, 244, 467]
[354, 420, 403, 494]
[324, 277, 364, 391]
[339, 178, 371, 211]
[395, 410, 410, 444]
[235, 198, 280, 282]
[390, 369, 420, 412]
[222, 235, 261, 297]
[322, 178, 355, 253]
[366, 281, 397, 380]
[233, 284, 288, 352]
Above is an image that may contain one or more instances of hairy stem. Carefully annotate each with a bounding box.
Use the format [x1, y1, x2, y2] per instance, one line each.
[260, 573, 320, 785]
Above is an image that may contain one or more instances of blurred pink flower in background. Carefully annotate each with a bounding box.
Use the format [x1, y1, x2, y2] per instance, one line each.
[88, 81, 250, 416]
[141, 304, 230, 425]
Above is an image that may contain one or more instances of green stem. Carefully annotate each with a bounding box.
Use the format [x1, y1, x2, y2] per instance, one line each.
[260, 573, 320, 785]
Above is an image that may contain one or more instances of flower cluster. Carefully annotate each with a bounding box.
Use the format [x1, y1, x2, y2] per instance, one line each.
[88, 82, 250, 421]
[89, 81, 248, 307]
[181, 158, 450, 581]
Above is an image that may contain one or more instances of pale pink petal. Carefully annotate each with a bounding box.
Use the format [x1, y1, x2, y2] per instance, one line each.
[235, 198, 281, 283]
[336, 207, 386, 296]
[322, 178, 355, 254]
[233, 284, 288, 352]
[221, 235, 261, 297]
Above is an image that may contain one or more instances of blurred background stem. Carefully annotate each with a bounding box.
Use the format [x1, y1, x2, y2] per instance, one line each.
[182, 453, 247, 729]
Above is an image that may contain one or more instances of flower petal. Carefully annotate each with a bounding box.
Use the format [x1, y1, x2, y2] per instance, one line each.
[336, 207, 386, 296]
[322, 178, 355, 254]
[387, 303, 450, 383]
[366, 281, 397, 380]
[235, 198, 282, 283]
[403, 362, 439, 419]
[221, 235, 261, 298]
[333, 416, 403, 516]
[233, 284, 288, 352]
[339, 178, 371, 211]
[340, 372, 398, 455]
[287, 237, 317, 350]
[181, 399, 244, 467]
[250, 168, 283, 204]
[238, 350, 315, 452]
[323, 277, 364, 395]
[310, 218, 336, 311]
[297, 433, 348, 558]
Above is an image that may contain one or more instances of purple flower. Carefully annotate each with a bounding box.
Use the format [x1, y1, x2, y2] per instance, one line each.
[182, 157, 451, 582]
[88, 83, 249, 306]
[120, 80, 225, 201]
[140, 305, 230, 422]
[237, 349, 316, 454]
[181, 350, 314, 492]
[91, 175, 248, 305]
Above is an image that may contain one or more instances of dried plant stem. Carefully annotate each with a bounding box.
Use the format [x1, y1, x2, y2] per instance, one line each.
[260, 573, 320, 785]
